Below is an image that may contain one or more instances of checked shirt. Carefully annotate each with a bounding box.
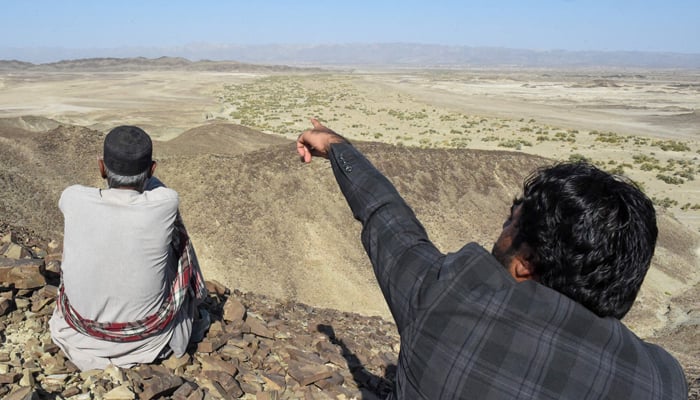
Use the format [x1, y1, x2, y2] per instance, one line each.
[328, 142, 687, 399]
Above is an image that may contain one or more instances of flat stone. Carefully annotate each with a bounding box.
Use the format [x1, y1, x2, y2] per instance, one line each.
[103, 384, 136, 400]
[61, 386, 81, 397]
[287, 360, 333, 387]
[205, 370, 244, 398]
[238, 370, 264, 394]
[30, 297, 53, 313]
[104, 364, 126, 384]
[198, 354, 238, 377]
[42, 373, 69, 386]
[42, 342, 60, 354]
[219, 344, 251, 362]
[287, 347, 326, 365]
[205, 280, 228, 296]
[45, 259, 61, 275]
[2, 232, 17, 244]
[185, 388, 206, 400]
[244, 316, 274, 339]
[35, 284, 58, 298]
[0, 372, 21, 384]
[2, 242, 30, 259]
[31, 247, 46, 258]
[261, 373, 286, 392]
[223, 297, 246, 323]
[140, 372, 183, 400]
[227, 336, 252, 349]
[4, 386, 38, 400]
[162, 352, 191, 371]
[196, 332, 234, 354]
[199, 375, 239, 400]
[0, 258, 46, 289]
[0, 297, 13, 316]
[19, 369, 35, 387]
[47, 239, 61, 252]
[208, 320, 225, 335]
[255, 391, 280, 400]
[170, 381, 197, 400]
[14, 297, 30, 309]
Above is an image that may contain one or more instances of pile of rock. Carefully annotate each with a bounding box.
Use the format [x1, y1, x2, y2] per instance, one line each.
[0, 229, 400, 399]
[4, 227, 698, 399]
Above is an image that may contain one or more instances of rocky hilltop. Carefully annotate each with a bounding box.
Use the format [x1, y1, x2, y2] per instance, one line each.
[1, 118, 699, 398]
[1, 213, 699, 399]
[0, 226, 400, 399]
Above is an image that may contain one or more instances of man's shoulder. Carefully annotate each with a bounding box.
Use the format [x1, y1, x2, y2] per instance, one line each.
[640, 339, 688, 390]
[143, 185, 179, 202]
[60, 184, 99, 199]
[448, 242, 511, 282]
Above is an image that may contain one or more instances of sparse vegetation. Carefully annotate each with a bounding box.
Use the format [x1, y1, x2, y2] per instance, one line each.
[590, 131, 629, 144]
[656, 174, 685, 185]
[568, 154, 592, 163]
[652, 140, 691, 152]
[498, 139, 532, 150]
[652, 197, 679, 209]
[214, 72, 700, 227]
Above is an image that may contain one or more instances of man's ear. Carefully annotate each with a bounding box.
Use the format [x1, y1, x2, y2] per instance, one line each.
[149, 161, 157, 177]
[98, 159, 107, 179]
[508, 246, 537, 283]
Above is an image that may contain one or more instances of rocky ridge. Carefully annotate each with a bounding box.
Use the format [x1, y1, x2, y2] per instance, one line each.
[2, 227, 699, 400]
[0, 226, 400, 399]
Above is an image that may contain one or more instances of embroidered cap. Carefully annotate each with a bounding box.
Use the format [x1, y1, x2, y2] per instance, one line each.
[103, 126, 153, 176]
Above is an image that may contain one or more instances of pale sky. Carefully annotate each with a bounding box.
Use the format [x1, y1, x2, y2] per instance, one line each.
[2, 0, 699, 61]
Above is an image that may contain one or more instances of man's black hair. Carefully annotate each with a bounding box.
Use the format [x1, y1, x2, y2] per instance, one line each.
[514, 162, 657, 319]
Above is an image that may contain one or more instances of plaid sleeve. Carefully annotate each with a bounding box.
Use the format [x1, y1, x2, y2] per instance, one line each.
[329, 143, 442, 331]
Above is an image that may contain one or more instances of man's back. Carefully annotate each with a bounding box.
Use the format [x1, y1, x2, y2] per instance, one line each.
[50, 183, 181, 370]
[391, 242, 687, 399]
[59, 184, 179, 320]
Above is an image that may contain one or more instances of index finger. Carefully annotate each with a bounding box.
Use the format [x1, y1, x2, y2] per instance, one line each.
[310, 118, 324, 130]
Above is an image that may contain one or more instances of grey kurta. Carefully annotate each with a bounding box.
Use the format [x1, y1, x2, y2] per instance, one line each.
[50, 181, 194, 370]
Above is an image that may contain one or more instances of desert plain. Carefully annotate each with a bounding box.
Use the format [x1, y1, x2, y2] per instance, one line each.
[2, 66, 699, 228]
[1, 63, 699, 385]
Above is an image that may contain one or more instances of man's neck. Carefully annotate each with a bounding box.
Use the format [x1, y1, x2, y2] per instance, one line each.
[109, 186, 143, 192]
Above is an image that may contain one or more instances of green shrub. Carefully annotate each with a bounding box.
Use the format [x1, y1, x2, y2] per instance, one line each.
[498, 140, 532, 150]
[652, 197, 678, 209]
[652, 140, 691, 152]
[656, 174, 684, 185]
[568, 154, 592, 163]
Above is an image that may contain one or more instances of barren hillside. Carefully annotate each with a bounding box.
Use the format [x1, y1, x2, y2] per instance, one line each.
[1, 119, 699, 392]
[0, 120, 545, 314]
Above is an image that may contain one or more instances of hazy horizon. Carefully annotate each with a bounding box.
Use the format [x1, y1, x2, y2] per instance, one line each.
[2, 1, 699, 65]
[3, 43, 700, 69]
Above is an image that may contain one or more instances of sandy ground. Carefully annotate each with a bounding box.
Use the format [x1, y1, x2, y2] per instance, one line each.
[1, 68, 699, 390]
[0, 71, 264, 140]
[1, 69, 698, 234]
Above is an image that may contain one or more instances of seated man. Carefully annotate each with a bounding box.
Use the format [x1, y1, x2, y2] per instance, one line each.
[296, 118, 687, 399]
[50, 125, 207, 371]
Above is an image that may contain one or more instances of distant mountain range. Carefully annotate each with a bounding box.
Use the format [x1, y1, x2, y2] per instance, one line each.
[2, 43, 700, 68]
[0, 56, 315, 72]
